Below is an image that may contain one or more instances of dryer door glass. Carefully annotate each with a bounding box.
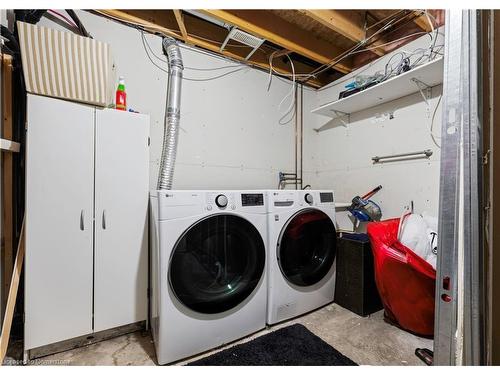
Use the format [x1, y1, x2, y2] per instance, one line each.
[278, 209, 337, 287]
[169, 214, 266, 314]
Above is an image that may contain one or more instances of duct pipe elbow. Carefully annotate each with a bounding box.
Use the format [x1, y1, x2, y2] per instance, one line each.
[162, 37, 184, 70]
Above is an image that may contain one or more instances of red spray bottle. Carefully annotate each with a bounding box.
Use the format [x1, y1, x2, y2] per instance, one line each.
[115, 76, 126, 111]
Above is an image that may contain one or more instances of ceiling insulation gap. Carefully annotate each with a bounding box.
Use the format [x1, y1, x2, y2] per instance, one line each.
[220, 27, 265, 60]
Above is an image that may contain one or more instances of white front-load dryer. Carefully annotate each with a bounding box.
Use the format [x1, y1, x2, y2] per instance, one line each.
[266, 190, 337, 325]
[149, 190, 268, 364]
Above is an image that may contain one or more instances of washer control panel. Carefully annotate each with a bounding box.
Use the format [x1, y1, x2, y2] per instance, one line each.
[206, 192, 235, 211]
[204, 192, 266, 213]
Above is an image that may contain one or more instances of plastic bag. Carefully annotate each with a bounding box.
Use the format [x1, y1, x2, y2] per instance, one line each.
[367, 219, 436, 337]
[399, 213, 438, 269]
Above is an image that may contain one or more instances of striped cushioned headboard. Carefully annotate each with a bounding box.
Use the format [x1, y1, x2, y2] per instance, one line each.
[17, 21, 115, 107]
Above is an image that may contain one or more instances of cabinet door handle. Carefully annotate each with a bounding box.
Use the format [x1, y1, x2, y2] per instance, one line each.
[102, 210, 107, 230]
[80, 210, 85, 231]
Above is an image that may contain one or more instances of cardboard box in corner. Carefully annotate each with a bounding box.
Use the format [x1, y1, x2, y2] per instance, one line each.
[17, 21, 116, 107]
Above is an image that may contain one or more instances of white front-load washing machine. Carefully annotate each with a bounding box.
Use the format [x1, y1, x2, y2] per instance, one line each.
[266, 190, 337, 325]
[149, 190, 268, 364]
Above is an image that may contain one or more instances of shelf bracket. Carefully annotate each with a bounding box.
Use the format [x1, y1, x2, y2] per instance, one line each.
[411, 78, 432, 115]
[331, 110, 350, 127]
[313, 110, 350, 132]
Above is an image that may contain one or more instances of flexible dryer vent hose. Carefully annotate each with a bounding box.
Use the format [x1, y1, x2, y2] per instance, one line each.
[157, 36, 184, 190]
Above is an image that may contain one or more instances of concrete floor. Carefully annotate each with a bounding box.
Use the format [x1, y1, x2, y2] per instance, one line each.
[5, 303, 433, 366]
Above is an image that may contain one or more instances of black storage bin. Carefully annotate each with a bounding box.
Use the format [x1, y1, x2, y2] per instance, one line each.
[334, 233, 383, 316]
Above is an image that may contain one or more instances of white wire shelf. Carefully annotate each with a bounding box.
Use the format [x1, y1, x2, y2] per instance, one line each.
[311, 57, 444, 120]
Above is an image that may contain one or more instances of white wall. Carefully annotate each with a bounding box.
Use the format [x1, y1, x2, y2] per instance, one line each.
[302, 29, 445, 230]
[39, 11, 298, 191]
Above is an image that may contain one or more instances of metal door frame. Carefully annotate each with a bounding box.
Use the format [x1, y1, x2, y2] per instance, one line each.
[434, 9, 485, 365]
[486, 9, 500, 365]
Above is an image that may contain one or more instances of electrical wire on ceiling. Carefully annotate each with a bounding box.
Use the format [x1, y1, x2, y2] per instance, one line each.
[140, 24, 310, 91]
[348, 31, 442, 55]
[141, 30, 244, 71]
[304, 10, 424, 79]
[96, 9, 422, 82]
[141, 25, 297, 124]
[92, 10, 256, 80]
[263, 10, 428, 85]
[265, 30, 439, 84]
[93, 9, 443, 124]
[317, 10, 442, 92]
[140, 31, 251, 81]
[178, 39, 319, 92]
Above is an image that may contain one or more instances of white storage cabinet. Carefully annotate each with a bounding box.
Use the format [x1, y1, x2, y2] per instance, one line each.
[24, 94, 149, 352]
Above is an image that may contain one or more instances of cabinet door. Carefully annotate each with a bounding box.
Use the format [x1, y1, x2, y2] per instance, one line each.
[25, 95, 94, 349]
[94, 109, 149, 332]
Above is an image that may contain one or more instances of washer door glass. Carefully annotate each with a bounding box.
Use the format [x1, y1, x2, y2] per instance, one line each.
[169, 214, 265, 314]
[278, 209, 337, 287]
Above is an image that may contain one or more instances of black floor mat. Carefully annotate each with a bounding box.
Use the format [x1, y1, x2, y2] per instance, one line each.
[187, 323, 357, 366]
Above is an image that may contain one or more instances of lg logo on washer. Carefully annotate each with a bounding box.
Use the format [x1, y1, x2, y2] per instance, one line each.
[164, 193, 200, 198]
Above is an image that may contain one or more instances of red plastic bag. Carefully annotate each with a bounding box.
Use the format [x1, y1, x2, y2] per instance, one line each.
[367, 219, 436, 337]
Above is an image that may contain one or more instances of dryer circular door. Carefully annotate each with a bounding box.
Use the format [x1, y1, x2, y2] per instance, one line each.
[169, 214, 266, 314]
[278, 209, 337, 287]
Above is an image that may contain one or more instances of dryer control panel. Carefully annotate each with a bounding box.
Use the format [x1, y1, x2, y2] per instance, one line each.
[241, 193, 264, 206]
[319, 192, 334, 203]
[298, 190, 335, 208]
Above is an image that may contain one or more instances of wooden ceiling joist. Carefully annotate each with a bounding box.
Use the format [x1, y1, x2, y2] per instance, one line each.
[172, 10, 188, 41]
[299, 10, 385, 56]
[200, 9, 353, 74]
[412, 10, 433, 32]
[95, 9, 445, 89]
[96, 9, 325, 88]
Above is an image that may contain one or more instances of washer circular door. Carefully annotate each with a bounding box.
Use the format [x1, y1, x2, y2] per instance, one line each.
[278, 209, 337, 287]
[169, 214, 266, 314]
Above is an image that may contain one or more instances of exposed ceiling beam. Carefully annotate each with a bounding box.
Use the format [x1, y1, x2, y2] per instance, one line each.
[93, 10, 325, 88]
[200, 9, 353, 74]
[412, 10, 433, 32]
[299, 10, 385, 56]
[172, 9, 188, 41]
